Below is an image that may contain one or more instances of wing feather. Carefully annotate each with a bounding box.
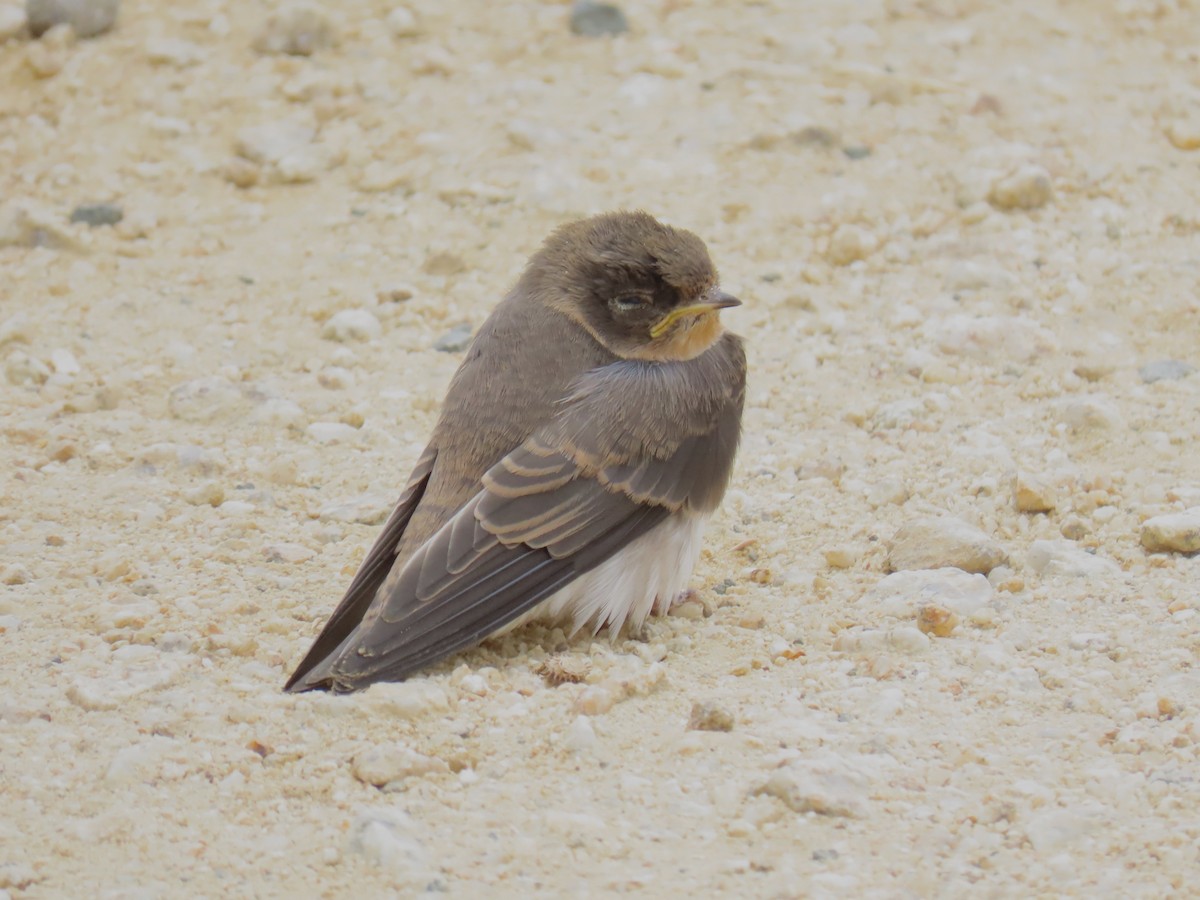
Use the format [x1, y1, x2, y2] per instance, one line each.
[283, 445, 437, 691]
[289, 335, 746, 692]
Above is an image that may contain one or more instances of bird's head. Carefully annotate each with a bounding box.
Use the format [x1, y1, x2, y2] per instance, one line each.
[527, 210, 740, 361]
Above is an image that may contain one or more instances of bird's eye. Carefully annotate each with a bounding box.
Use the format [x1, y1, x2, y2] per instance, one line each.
[610, 294, 649, 312]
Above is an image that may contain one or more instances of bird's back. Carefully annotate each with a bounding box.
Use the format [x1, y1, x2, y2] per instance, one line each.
[393, 291, 616, 563]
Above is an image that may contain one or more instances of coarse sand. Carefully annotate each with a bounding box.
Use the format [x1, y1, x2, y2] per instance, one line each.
[2, 0, 1199, 896]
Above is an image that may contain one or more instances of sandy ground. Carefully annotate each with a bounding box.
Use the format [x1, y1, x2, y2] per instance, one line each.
[3, 0, 1200, 896]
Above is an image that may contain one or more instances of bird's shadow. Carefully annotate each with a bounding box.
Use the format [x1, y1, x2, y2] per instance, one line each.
[427, 618, 665, 679]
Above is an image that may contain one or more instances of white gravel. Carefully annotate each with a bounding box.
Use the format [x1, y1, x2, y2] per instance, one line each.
[2, 0, 1199, 896]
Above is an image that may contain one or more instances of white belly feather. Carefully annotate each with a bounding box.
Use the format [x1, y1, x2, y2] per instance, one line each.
[507, 513, 708, 637]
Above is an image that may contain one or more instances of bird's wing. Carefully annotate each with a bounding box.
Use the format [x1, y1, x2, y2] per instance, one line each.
[283, 445, 437, 691]
[305, 335, 745, 691]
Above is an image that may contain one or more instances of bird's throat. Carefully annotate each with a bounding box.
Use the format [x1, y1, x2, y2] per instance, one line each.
[636, 312, 725, 362]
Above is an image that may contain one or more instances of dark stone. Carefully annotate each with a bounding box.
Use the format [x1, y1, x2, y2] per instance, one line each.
[569, 0, 628, 37]
[28, 0, 119, 38]
[70, 203, 123, 227]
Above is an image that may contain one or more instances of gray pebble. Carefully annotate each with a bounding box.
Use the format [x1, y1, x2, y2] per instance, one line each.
[27, 0, 118, 38]
[842, 145, 872, 160]
[791, 125, 839, 148]
[1138, 359, 1195, 384]
[69, 203, 123, 227]
[253, 3, 335, 56]
[569, 0, 628, 37]
[434, 323, 473, 353]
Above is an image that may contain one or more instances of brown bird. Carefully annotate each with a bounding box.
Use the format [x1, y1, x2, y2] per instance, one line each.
[285, 210, 746, 693]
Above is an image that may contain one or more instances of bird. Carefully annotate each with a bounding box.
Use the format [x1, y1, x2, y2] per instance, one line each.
[285, 210, 746, 693]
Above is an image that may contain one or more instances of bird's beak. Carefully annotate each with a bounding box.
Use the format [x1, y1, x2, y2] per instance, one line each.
[649, 290, 741, 339]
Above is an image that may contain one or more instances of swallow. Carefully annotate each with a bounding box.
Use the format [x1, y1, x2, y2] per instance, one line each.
[285, 210, 746, 692]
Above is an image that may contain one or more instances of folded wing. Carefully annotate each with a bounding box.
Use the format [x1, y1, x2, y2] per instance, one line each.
[287, 335, 745, 692]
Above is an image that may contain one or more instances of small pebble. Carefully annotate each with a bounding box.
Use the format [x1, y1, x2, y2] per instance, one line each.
[27, 0, 118, 37]
[306, 422, 359, 444]
[1012, 472, 1056, 513]
[5, 350, 50, 384]
[0, 203, 83, 250]
[563, 715, 599, 753]
[824, 546, 859, 569]
[833, 626, 929, 656]
[734, 609, 763, 628]
[1073, 359, 1115, 382]
[575, 685, 616, 716]
[49, 347, 80, 374]
[886, 516, 1007, 575]
[1138, 360, 1195, 384]
[928, 314, 1058, 364]
[687, 701, 734, 732]
[251, 397, 305, 430]
[1140, 508, 1200, 554]
[275, 148, 324, 184]
[409, 42, 456, 76]
[987, 165, 1053, 211]
[348, 809, 435, 881]
[668, 596, 706, 619]
[916, 604, 959, 637]
[826, 224, 877, 266]
[458, 673, 487, 695]
[376, 284, 414, 305]
[69, 203, 123, 227]
[865, 568, 992, 619]
[167, 376, 245, 423]
[253, 2, 335, 56]
[943, 260, 1015, 292]
[1157, 697, 1181, 719]
[318, 494, 391, 525]
[183, 481, 225, 507]
[351, 743, 448, 788]
[235, 120, 316, 166]
[1165, 117, 1200, 151]
[223, 157, 260, 189]
[145, 37, 204, 66]
[866, 478, 909, 507]
[569, 0, 628, 37]
[322, 309, 381, 342]
[756, 759, 869, 818]
[1068, 632, 1111, 652]
[434, 323, 473, 353]
[0, 562, 32, 585]
[422, 251, 467, 276]
[317, 366, 355, 390]
[357, 162, 409, 193]
[26, 31, 66, 76]
[357, 682, 450, 719]
[262, 542, 315, 564]
[386, 5, 420, 37]
[0, 5, 27, 40]
[1057, 395, 1122, 431]
[1060, 516, 1090, 541]
[1027, 540, 1121, 579]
